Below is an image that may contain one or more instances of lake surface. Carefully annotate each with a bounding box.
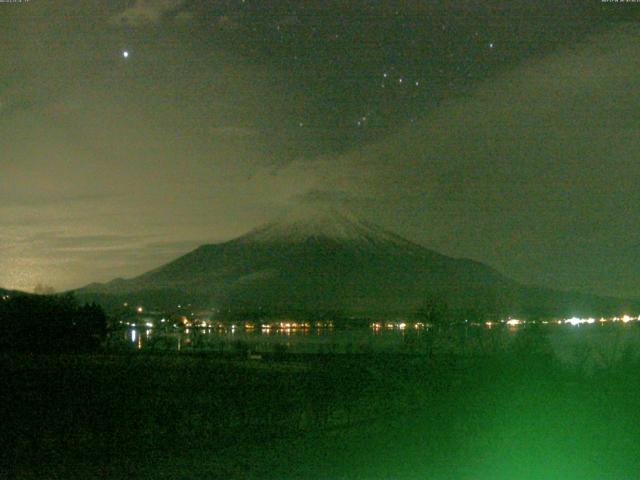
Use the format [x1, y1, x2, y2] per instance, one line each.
[114, 324, 423, 354]
[110, 321, 640, 368]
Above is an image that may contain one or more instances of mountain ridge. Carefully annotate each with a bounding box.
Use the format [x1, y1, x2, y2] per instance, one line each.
[77, 206, 639, 319]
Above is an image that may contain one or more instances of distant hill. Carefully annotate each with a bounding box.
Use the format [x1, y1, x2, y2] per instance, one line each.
[0, 287, 26, 299]
[77, 204, 639, 320]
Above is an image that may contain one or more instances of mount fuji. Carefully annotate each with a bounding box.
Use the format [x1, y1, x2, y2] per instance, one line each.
[78, 205, 637, 320]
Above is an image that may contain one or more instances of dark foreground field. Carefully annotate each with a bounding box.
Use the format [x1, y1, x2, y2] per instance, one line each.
[2, 344, 640, 479]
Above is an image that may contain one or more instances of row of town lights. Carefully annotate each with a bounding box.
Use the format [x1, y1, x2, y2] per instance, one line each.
[125, 302, 639, 330]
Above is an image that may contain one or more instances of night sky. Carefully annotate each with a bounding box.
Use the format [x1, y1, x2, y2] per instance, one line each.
[1, 0, 639, 297]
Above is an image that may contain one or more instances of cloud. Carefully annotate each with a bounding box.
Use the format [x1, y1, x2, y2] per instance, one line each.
[0, 192, 120, 209]
[143, 239, 203, 252]
[291, 189, 375, 208]
[2, 232, 149, 253]
[306, 24, 640, 296]
[0, 232, 187, 290]
[175, 10, 195, 23]
[110, 0, 187, 26]
[215, 15, 242, 31]
[208, 126, 259, 138]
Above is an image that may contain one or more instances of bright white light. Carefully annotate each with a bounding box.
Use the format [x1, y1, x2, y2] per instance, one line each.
[565, 317, 581, 326]
[122, 51, 129, 58]
[506, 318, 522, 326]
[137, 306, 143, 313]
[622, 315, 632, 323]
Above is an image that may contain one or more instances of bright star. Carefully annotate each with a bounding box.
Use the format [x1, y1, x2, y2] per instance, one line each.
[122, 51, 129, 58]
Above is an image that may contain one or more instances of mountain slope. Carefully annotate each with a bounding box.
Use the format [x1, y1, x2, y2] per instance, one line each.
[78, 206, 638, 319]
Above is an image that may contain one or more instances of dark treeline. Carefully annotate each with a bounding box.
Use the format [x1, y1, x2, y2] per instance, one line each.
[0, 293, 107, 353]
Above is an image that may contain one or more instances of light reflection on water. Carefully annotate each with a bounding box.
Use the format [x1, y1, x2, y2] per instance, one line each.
[118, 324, 425, 354]
[113, 321, 640, 361]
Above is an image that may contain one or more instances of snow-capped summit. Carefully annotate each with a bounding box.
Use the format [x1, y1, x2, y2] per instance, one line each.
[237, 202, 415, 248]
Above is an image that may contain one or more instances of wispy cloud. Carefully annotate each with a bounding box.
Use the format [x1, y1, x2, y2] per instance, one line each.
[0, 193, 120, 209]
[110, 0, 187, 27]
[2, 232, 149, 252]
[291, 189, 374, 207]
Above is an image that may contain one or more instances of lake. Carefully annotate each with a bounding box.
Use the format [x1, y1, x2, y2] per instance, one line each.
[110, 320, 640, 370]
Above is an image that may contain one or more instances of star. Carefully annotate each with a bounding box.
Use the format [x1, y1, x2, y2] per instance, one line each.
[488, 42, 495, 49]
[122, 50, 129, 58]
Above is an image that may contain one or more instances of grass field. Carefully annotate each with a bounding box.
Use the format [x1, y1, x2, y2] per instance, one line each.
[2, 339, 640, 479]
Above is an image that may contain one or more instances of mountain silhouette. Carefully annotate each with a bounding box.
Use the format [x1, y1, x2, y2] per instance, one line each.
[78, 205, 638, 320]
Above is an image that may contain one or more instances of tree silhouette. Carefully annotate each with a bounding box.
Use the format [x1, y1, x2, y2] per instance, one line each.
[417, 295, 450, 330]
[0, 293, 107, 352]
